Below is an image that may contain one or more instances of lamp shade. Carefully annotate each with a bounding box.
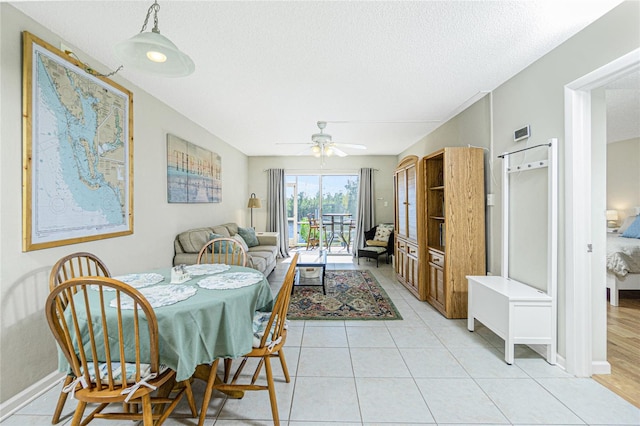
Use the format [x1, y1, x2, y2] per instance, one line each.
[114, 31, 195, 77]
[606, 210, 619, 221]
[247, 193, 262, 209]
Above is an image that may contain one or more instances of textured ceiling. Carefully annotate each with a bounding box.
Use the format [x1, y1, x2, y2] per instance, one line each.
[605, 70, 640, 144]
[11, 0, 626, 156]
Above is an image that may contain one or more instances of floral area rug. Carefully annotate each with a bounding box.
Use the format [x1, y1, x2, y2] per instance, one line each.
[287, 270, 402, 320]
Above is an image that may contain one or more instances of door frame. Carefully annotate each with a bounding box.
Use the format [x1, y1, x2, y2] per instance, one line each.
[564, 48, 640, 376]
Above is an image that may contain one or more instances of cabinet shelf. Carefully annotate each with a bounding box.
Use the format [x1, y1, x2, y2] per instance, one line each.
[428, 245, 445, 254]
[423, 147, 486, 318]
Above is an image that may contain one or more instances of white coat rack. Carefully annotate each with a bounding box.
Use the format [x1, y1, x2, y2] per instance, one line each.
[467, 138, 557, 365]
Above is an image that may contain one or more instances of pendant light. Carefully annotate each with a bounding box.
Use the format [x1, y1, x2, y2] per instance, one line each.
[114, 1, 195, 77]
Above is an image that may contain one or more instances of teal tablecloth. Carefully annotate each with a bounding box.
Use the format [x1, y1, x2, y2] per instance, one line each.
[62, 266, 274, 382]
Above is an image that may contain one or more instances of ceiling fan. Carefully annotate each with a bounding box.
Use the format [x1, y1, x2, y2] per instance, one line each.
[278, 121, 367, 158]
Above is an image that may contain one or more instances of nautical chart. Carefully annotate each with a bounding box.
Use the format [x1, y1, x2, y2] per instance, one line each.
[23, 32, 133, 251]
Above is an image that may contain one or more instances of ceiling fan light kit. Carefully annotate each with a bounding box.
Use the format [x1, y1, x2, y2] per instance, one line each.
[276, 121, 367, 159]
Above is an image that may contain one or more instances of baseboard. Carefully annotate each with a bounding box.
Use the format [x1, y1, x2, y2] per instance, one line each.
[592, 360, 611, 375]
[555, 353, 567, 371]
[527, 345, 609, 376]
[0, 371, 65, 421]
[528, 344, 566, 371]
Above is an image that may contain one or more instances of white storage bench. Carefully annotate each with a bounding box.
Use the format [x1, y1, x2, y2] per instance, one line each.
[467, 275, 556, 365]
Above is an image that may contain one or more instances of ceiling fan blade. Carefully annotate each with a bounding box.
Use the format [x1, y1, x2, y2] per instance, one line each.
[275, 142, 311, 145]
[331, 147, 348, 157]
[334, 143, 367, 150]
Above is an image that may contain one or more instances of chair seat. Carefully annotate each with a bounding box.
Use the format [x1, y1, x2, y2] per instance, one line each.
[365, 239, 387, 247]
[360, 246, 387, 254]
[84, 362, 169, 386]
[74, 368, 176, 403]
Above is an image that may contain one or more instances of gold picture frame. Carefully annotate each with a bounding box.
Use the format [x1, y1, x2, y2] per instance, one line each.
[22, 32, 134, 251]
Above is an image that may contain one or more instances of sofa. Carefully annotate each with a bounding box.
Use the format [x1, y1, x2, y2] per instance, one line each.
[173, 222, 278, 276]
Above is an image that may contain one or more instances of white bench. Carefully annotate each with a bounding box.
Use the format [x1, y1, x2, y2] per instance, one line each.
[467, 275, 555, 365]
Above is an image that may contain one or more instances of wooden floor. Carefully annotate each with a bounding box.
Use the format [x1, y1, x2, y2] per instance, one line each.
[593, 291, 640, 408]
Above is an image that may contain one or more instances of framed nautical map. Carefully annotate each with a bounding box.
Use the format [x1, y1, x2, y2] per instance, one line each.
[22, 32, 133, 251]
[167, 134, 222, 203]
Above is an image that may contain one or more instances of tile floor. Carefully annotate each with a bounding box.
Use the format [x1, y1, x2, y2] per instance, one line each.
[4, 256, 640, 425]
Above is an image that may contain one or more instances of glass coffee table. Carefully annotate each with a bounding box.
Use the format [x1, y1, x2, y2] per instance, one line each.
[290, 250, 327, 294]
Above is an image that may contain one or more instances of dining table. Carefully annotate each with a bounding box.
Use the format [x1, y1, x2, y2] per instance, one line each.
[322, 213, 353, 252]
[60, 264, 274, 393]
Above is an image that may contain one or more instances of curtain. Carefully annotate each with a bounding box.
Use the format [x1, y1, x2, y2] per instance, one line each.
[354, 168, 375, 255]
[267, 169, 290, 258]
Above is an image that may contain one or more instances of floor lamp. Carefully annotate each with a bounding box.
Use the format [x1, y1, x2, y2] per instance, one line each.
[247, 193, 262, 229]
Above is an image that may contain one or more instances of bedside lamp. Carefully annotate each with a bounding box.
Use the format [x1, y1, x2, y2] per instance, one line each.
[606, 210, 619, 228]
[247, 193, 262, 229]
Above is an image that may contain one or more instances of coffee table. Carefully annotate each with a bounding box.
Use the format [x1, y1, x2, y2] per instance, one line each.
[290, 250, 328, 294]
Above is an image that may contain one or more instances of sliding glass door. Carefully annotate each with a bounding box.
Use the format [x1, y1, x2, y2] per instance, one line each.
[286, 173, 358, 253]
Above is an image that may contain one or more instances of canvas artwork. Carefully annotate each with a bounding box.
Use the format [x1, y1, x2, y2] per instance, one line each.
[167, 134, 221, 203]
[22, 32, 133, 251]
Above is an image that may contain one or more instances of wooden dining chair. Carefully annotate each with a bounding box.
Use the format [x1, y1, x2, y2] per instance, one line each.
[197, 237, 247, 266]
[198, 253, 299, 426]
[45, 276, 196, 426]
[49, 252, 111, 424]
[197, 236, 248, 381]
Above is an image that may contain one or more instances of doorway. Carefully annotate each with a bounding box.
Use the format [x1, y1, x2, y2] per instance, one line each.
[564, 48, 640, 377]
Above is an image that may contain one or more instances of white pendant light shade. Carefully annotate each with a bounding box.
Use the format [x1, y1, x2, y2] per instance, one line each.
[115, 31, 194, 77]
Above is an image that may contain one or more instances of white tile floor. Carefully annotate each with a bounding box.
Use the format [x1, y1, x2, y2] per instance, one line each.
[4, 256, 640, 425]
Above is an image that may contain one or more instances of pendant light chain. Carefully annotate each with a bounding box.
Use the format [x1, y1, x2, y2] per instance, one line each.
[140, 1, 161, 34]
[65, 51, 124, 78]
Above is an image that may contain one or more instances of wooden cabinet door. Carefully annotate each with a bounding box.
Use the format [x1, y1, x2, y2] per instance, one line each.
[428, 263, 445, 313]
[407, 254, 419, 292]
[395, 169, 407, 238]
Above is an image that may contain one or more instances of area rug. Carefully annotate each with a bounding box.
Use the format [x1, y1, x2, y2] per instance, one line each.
[287, 269, 402, 320]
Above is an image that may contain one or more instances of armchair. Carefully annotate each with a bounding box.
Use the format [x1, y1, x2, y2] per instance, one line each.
[357, 224, 394, 267]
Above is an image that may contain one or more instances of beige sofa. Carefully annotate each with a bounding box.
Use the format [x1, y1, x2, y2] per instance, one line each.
[173, 222, 278, 276]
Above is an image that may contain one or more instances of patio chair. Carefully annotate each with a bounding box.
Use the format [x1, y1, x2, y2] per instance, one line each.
[305, 215, 326, 250]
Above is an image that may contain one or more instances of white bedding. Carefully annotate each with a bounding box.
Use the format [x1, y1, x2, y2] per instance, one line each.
[606, 233, 640, 277]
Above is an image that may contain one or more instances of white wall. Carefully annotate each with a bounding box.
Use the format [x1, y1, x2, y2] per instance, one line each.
[0, 4, 250, 403]
[400, 1, 640, 363]
[607, 137, 640, 221]
[247, 156, 398, 232]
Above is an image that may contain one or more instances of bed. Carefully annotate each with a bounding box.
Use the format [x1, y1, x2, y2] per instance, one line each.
[606, 216, 640, 306]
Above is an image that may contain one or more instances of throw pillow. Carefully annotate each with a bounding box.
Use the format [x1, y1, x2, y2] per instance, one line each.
[208, 233, 232, 253]
[233, 234, 249, 253]
[618, 215, 638, 235]
[373, 224, 394, 243]
[621, 215, 640, 239]
[238, 227, 260, 247]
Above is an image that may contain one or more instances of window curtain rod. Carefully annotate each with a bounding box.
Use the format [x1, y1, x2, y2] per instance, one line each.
[497, 143, 552, 159]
